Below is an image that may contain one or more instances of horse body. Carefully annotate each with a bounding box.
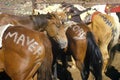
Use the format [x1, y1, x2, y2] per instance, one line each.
[63, 4, 119, 73]
[65, 21, 103, 80]
[88, 12, 120, 72]
[0, 26, 53, 80]
[0, 13, 34, 29]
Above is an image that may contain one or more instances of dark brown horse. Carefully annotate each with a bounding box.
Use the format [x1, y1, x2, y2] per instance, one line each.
[0, 25, 53, 80]
[64, 21, 103, 80]
[0, 13, 68, 80]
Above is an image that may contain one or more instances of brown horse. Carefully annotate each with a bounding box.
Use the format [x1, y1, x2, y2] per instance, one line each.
[0, 13, 68, 80]
[64, 21, 103, 80]
[0, 25, 53, 80]
[61, 6, 119, 73]
[0, 12, 68, 49]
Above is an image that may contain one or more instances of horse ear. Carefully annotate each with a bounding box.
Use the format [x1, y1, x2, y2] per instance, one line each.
[46, 12, 52, 19]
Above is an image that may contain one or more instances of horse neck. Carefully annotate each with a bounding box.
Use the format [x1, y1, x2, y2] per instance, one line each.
[30, 15, 48, 31]
[12, 15, 35, 30]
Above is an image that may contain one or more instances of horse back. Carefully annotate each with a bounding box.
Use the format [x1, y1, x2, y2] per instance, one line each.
[66, 23, 89, 61]
[2, 26, 49, 57]
[0, 13, 34, 29]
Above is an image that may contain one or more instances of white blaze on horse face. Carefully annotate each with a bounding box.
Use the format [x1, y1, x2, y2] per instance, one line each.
[72, 25, 86, 40]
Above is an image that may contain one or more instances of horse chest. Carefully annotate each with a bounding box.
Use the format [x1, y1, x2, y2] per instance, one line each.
[4, 31, 42, 54]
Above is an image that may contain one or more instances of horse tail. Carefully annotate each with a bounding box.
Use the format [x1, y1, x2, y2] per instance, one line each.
[37, 37, 53, 80]
[107, 44, 120, 69]
[85, 31, 103, 80]
[37, 56, 53, 80]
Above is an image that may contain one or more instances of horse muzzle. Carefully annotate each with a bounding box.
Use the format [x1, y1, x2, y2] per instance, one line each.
[58, 40, 68, 49]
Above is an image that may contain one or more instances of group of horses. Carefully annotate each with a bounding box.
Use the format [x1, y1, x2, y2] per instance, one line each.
[59, 2, 120, 79]
[0, 12, 68, 80]
[0, 2, 120, 80]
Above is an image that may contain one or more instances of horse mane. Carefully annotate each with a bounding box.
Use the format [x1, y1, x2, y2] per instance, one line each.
[30, 14, 48, 30]
[85, 31, 103, 79]
[30, 13, 57, 31]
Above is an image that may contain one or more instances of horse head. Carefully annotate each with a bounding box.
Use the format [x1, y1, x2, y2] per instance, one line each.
[32, 13, 68, 49]
[45, 13, 68, 49]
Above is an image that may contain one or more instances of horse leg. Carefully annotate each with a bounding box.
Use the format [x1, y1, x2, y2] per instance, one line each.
[76, 60, 89, 80]
[106, 44, 118, 69]
[91, 62, 102, 80]
[52, 62, 58, 80]
[3, 50, 42, 80]
[33, 73, 37, 80]
[80, 65, 90, 80]
[71, 56, 76, 69]
[100, 45, 109, 73]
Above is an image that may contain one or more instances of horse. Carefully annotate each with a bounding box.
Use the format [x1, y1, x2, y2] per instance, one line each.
[83, 11, 120, 73]
[0, 12, 68, 80]
[57, 4, 120, 79]
[78, 4, 120, 68]
[0, 24, 53, 80]
[61, 4, 120, 71]
[0, 12, 68, 49]
[64, 21, 103, 80]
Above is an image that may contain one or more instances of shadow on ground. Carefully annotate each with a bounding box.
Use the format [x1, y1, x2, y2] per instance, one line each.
[105, 66, 120, 80]
[0, 65, 120, 80]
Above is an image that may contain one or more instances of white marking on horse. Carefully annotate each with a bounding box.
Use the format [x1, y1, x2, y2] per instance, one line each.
[99, 14, 113, 27]
[72, 25, 86, 40]
[0, 24, 13, 48]
[5, 31, 42, 54]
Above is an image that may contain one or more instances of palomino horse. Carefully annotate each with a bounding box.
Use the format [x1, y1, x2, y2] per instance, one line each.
[84, 11, 119, 73]
[0, 25, 53, 80]
[0, 13, 68, 80]
[65, 21, 103, 80]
